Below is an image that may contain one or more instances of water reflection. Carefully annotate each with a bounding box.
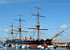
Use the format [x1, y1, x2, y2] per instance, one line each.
[4, 47, 7, 50]
[1, 47, 70, 50]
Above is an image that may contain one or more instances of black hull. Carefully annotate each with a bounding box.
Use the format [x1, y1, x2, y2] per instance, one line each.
[5, 39, 52, 45]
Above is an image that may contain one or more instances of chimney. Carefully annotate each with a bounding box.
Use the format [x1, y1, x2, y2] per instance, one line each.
[24, 36, 26, 40]
[29, 36, 31, 39]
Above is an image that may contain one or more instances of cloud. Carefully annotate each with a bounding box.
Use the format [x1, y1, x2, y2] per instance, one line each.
[0, 29, 9, 32]
[60, 24, 70, 29]
[68, 24, 70, 26]
[49, 26, 57, 29]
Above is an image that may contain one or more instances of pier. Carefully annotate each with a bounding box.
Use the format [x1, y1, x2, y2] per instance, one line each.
[53, 41, 70, 48]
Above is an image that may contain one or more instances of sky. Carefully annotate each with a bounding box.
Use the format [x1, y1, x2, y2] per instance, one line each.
[0, 0, 70, 41]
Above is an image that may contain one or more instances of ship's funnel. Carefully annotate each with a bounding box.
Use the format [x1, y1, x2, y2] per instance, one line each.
[24, 36, 26, 40]
[29, 36, 31, 39]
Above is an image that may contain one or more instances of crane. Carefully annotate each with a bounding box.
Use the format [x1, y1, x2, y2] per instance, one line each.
[49, 30, 64, 40]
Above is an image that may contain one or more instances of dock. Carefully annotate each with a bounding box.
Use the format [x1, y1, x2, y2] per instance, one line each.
[53, 41, 70, 48]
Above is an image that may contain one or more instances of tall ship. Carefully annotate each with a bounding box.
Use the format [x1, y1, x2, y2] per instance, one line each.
[4, 1, 64, 49]
[4, 8, 64, 49]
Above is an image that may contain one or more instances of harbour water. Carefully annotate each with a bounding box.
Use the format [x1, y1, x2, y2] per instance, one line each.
[0, 47, 70, 50]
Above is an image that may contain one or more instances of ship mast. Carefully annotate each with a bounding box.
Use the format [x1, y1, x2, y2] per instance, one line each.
[19, 15, 21, 40]
[14, 15, 28, 40]
[37, 8, 40, 40]
[11, 24, 13, 40]
[37, 7, 48, 40]
[28, 7, 48, 40]
[28, 0, 48, 40]
[8, 24, 14, 40]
